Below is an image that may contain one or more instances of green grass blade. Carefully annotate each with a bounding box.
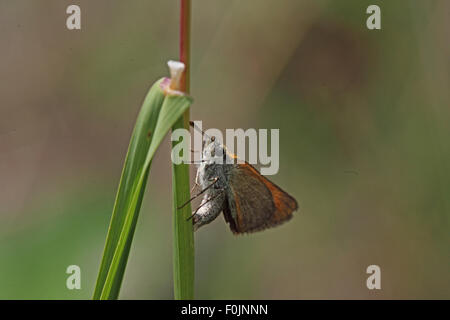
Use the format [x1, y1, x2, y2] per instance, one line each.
[172, 115, 195, 299]
[93, 78, 193, 300]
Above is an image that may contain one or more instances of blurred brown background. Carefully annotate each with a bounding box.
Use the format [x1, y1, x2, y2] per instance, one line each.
[0, 0, 449, 299]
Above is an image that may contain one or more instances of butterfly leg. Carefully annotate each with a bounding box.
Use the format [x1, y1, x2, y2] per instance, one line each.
[177, 177, 219, 210]
[191, 182, 199, 194]
[190, 169, 201, 193]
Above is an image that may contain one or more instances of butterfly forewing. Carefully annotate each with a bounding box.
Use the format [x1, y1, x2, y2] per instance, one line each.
[224, 163, 298, 234]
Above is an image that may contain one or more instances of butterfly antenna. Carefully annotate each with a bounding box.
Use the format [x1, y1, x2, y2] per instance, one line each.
[189, 121, 211, 140]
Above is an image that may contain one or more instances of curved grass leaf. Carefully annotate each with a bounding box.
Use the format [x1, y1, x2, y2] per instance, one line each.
[93, 79, 193, 300]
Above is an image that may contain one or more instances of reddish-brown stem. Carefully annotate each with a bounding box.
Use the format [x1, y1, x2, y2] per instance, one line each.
[179, 0, 191, 93]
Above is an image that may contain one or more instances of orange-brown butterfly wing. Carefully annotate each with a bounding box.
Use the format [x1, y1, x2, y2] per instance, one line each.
[223, 163, 298, 234]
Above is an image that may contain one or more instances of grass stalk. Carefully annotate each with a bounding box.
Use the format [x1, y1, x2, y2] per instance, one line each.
[171, 0, 195, 300]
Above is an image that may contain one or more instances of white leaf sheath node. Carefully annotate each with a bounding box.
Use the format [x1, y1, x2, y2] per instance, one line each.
[167, 60, 185, 92]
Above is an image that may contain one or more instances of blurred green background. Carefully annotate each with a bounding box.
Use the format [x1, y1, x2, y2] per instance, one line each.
[0, 0, 449, 299]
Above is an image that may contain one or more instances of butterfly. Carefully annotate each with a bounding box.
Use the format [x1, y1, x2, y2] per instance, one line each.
[182, 122, 298, 234]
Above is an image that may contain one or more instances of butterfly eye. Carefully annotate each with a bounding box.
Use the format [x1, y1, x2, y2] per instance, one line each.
[211, 136, 215, 142]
